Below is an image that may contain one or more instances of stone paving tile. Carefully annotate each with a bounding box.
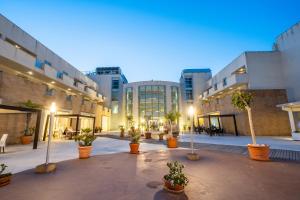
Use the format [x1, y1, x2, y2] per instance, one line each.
[101, 135, 300, 162]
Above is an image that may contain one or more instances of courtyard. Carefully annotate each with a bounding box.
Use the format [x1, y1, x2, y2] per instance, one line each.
[0, 148, 300, 200]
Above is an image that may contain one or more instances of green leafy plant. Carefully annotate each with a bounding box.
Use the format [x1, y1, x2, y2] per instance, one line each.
[164, 161, 189, 187]
[24, 127, 35, 136]
[75, 129, 96, 146]
[0, 164, 11, 178]
[165, 111, 181, 137]
[129, 129, 140, 144]
[20, 100, 42, 109]
[231, 91, 256, 144]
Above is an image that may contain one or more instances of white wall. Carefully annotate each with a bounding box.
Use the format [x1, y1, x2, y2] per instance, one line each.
[275, 22, 300, 102]
[246, 51, 285, 90]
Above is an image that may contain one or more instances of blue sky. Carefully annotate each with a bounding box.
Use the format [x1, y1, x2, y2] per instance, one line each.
[1, 0, 299, 82]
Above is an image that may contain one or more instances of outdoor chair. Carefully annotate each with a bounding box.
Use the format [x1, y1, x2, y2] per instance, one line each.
[0, 134, 8, 153]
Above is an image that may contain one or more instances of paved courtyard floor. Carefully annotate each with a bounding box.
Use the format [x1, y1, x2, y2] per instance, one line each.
[1, 149, 299, 200]
[0, 137, 167, 173]
[178, 134, 300, 151]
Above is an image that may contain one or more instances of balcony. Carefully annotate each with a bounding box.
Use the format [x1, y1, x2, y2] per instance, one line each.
[61, 74, 74, 88]
[44, 64, 57, 79]
[0, 39, 36, 71]
[203, 73, 249, 98]
[85, 87, 97, 98]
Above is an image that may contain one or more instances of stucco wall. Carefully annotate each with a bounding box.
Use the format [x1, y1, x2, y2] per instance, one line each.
[275, 22, 300, 102]
[199, 89, 291, 136]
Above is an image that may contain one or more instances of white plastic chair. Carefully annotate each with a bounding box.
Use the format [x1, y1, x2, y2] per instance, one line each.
[0, 134, 8, 153]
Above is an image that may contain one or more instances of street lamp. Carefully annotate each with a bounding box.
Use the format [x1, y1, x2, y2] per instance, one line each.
[35, 102, 57, 173]
[187, 105, 199, 160]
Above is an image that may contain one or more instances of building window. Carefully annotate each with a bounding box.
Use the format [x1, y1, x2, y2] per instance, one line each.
[184, 77, 193, 100]
[35, 59, 44, 69]
[184, 77, 193, 89]
[112, 79, 119, 90]
[44, 60, 52, 66]
[223, 78, 227, 86]
[138, 85, 166, 123]
[57, 71, 63, 79]
[171, 86, 179, 112]
[126, 87, 133, 116]
[45, 87, 55, 96]
[185, 90, 193, 100]
[214, 83, 218, 91]
[66, 95, 72, 102]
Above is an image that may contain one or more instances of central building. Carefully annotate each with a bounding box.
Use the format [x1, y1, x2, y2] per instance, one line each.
[122, 81, 181, 129]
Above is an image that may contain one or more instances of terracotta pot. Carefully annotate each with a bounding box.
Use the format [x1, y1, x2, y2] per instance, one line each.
[78, 146, 93, 159]
[164, 179, 184, 192]
[247, 144, 270, 161]
[167, 137, 177, 148]
[0, 174, 11, 187]
[159, 134, 164, 140]
[21, 135, 32, 144]
[130, 143, 139, 154]
[145, 132, 152, 139]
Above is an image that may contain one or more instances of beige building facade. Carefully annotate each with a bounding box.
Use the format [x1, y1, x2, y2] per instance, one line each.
[0, 14, 110, 145]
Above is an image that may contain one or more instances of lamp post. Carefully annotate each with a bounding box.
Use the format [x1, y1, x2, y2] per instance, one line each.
[35, 102, 57, 173]
[186, 105, 199, 160]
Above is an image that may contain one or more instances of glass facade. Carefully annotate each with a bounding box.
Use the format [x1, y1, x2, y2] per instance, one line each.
[138, 85, 166, 123]
[184, 77, 193, 100]
[171, 86, 179, 112]
[111, 78, 120, 113]
[125, 87, 133, 116]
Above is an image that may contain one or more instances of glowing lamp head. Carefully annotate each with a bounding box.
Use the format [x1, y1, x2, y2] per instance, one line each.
[50, 102, 56, 113]
[188, 106, 195, 117]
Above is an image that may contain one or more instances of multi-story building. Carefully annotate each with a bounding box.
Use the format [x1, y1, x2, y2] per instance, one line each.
[179, 69, 212, 130]
[0, 14, 110, 145]
[275, 22, 300, 140]
[122, 81, 180, 130]
[197, 22, 300, 138]
[88, 67, 128, 130]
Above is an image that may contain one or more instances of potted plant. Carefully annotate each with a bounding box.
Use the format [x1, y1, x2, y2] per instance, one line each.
[0, 164, 12, 187]
[74, 128, 96, 159]
[163, 161, 188, 193]
[165, 112, 181, 148]
[21, 127, 35, 145]
[144, 115, 152, 139]
[129, 128, 141, 154]
[232, 91, 270, 161]
[159, 132, 165, 140]
[120, 125, 125, 137]
[95, 126, 102, 133]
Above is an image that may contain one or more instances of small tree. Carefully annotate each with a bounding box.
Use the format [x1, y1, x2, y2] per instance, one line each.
[231, 91, 256, 144]
[165, 111, 181, 137]
[126, 115, 135, 130]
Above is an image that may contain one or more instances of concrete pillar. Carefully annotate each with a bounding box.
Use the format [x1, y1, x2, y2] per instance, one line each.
[287, 110, 296, 132]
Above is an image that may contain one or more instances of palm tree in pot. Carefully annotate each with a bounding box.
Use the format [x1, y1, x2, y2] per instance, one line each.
[231, 91, 270, 161]
[0, 164, 12, 187]
[129, 128, 141, 154]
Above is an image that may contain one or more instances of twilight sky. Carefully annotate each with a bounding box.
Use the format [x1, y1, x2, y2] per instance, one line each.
[1, 0, 299, 82]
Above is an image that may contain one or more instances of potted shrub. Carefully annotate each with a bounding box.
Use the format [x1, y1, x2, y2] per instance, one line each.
[159, 132, 165, 140]
[129, 128, 141, 154]
[145, 129, 152, 139]
[0, 164, 12, 187]
[21, 127, 35, 144]
[74, 128, 96, 159]
[232, 91, 270, 161]
[120, 126, 125, 137]
[95, 126, 102, 133]
[165, 112, 181, 148]
[144, 115, 152, 139]
[163, 161, 188, 193]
